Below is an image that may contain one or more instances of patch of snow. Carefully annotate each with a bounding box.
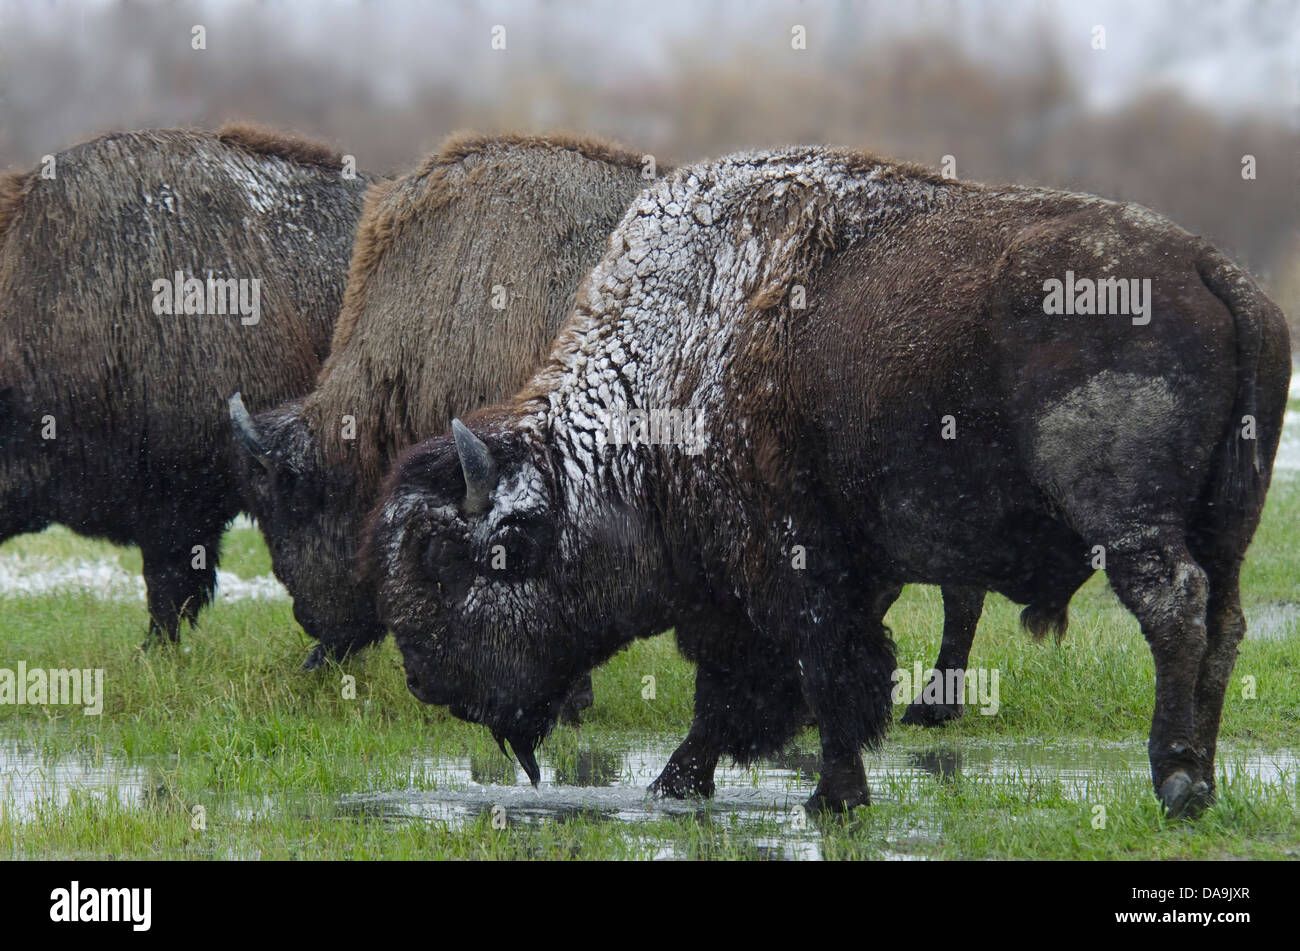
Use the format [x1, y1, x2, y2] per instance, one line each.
[0, 554, 288, 602]
[1277, 409, 1300, 471]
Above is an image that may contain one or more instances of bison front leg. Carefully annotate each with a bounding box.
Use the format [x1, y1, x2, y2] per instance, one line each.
[1107, 538, 1212, 819]
[799, 599, 897, 814]
[901, 585, 985, 726]
[650, 715, 721, 799]
[651, 631, 805, 800]
[141, 537, 218, 646]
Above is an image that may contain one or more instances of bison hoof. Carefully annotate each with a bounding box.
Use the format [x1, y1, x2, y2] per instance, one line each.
[803, 783, 871, 815]
[649, 764, 715, 800]
[1158, 771, 1212, 820]
[901, 701, 964, 727]
[301, 644, 329, 671]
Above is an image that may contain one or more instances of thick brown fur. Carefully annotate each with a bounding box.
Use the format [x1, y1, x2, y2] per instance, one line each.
[215, 121, 346, 170]
[310, 131, 652, 486]
[235, 132, 661, 661]
[0, 170, 28, 241]
[0, 125, 374, 642]
[369, 146, 1290, 816]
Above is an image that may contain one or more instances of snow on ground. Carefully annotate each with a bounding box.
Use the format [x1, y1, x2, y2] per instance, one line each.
[1279, 365, 1300, 472]
[0, 554, 288, 602]
[1282, 410, 1300, 471]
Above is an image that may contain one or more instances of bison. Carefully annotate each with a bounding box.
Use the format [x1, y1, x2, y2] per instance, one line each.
[0, 124, 373, 643]
[228, 133, 662, 684]
[367, 147, 1290, 818]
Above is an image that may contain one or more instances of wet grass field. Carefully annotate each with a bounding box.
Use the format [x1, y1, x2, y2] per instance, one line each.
[2, 450, 1297, 859]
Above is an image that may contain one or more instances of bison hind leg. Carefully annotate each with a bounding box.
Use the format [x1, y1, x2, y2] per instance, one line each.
[902, 585, 985, 727]
[1104, 533, 1213, 819]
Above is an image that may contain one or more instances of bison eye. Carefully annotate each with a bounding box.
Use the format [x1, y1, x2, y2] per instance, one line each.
[485, 513, 554, 578]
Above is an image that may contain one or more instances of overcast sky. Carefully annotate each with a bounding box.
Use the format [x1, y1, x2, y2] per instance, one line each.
[2, 0, 1293, 120]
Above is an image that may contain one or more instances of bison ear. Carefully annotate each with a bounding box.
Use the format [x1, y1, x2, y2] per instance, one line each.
[229, 392, 272, 472]
[451, 418, 498, 515]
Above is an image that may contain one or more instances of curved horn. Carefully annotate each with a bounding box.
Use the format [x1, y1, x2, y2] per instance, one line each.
[228, 392, 272, 471]
[452, 418, 498, 515]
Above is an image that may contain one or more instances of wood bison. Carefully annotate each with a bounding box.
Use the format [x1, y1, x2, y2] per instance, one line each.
[0, 125, 373, 643]
[227, 133, 662, 685]
[367, 147, 1290, 818]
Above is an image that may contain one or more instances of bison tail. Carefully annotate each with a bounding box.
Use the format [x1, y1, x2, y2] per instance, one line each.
[1019, 603, 1069, 643]
[1193, 245, 1271, 534]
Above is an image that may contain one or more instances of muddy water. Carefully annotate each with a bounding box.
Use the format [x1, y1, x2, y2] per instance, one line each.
[4, 737, 1296, 859]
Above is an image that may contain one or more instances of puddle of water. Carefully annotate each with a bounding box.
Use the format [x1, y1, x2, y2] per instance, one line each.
[1248, 602, 1300, 641]
[336, 739, 1299, 859]
[0, 741, 149, 822]
[4, 737, 1295, 860]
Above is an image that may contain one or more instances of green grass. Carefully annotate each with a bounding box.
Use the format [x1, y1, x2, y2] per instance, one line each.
[0, 481, 1297, 860]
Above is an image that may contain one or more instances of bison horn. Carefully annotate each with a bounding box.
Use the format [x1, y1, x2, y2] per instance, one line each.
[228, 392, 272, 471]
[451, 418, 498, 515]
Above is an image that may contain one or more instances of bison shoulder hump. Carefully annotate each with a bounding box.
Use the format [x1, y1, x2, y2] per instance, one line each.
[216, 121, 344, 171]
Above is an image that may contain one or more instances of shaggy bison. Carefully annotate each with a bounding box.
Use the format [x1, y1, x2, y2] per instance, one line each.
[229, 133, 661, 676]
[0, 125, 372, 643]
[368, 147, 1289, 817]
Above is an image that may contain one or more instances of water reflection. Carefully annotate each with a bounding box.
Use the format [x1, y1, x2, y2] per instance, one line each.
[910, 748, 962, 784]
[552, 748, 622, 787]
[4, 736, 1296, 861]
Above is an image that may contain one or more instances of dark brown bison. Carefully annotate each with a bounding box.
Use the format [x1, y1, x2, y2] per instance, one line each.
[228, 133, 662, 679]
[367, 147, 1290, 818]
[0, 124, 373, 643]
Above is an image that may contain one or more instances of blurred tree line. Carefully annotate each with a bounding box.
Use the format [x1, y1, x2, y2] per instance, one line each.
[1, 0, 1295, 345]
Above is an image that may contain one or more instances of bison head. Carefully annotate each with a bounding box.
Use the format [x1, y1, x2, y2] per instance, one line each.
[366, 415, 651, 784]
[228, 393, 386, 667]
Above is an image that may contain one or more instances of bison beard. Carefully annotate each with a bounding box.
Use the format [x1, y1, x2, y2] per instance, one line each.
[495, 733, 541, 787]
[370, 146, 1290, 817]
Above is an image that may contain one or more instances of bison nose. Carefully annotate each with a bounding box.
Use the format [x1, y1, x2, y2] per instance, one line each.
[406, 670, 421, 692]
